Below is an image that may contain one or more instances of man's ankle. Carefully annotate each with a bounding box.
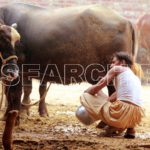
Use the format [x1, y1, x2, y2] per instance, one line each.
[124, 128, 136, 139]
[96, 121, 107, 129]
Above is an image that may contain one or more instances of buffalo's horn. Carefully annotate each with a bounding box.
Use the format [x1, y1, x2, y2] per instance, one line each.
[11, 23, 17, 29]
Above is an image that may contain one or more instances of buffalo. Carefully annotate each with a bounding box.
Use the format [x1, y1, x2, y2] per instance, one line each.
[0, 3, 136, 120]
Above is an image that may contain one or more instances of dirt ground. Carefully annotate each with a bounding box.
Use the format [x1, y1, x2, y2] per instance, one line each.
[0, 80, 150, 150]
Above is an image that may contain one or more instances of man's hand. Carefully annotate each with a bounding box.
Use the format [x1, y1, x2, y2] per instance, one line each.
[107, 92, 117, 102]
[107, 97, 116, 102]
[84, 85, 97, 95]
[84, 66, 117, 96]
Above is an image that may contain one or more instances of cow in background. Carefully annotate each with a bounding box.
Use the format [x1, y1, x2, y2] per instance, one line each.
[135, 14, 150, 64]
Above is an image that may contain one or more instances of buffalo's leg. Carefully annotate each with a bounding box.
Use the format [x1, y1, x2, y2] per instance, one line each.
[107, 81, 116, 96]
[38, 81, 49, 117]
[21, 79, 32, 115]
[96, 81, 115, 129]
[2, 110, 18, 150]
[5, 78, 22, 125]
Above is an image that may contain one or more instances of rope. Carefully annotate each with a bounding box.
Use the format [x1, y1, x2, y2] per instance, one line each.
[0, 80, 51, 111]
[0, 52, 18, 110]
[21, 82, 51, 107]
[0, 83, 4, 110]
[0, 52, 18, 76]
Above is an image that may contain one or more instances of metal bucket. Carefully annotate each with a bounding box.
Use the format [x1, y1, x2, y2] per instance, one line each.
[76, 105, 95, 125]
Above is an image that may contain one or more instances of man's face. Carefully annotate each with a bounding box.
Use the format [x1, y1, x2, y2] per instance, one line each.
[110, 57, 121, 69]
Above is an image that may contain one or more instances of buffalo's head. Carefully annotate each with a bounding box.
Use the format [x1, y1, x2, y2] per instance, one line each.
[0, 23, 20, 81]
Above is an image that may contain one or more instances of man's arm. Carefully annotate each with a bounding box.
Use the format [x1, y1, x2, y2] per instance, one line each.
[97, 90, 108, 98]
[107, 92, 117, 102]
[84, 67, 117, 95]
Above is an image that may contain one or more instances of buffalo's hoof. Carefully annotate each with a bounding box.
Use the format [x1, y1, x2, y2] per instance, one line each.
[20, 108, 30, 116]
[40, 113, 48, 117]
[20, 113, 28, 119]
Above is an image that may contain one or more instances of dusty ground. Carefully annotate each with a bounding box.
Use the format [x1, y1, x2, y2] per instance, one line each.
[0, 80, 150, 150]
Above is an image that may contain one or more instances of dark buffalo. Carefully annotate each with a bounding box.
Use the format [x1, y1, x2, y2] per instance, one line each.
[0, 3, 136, 119]
[0, 24, 20, 80]
[0, 23, 20, 121]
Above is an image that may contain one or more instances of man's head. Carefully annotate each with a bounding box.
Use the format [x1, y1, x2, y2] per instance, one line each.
[0, 24, 20, 81]
[110, 52, 133, 69]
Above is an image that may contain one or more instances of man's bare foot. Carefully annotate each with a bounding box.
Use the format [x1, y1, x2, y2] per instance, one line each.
[104, 125, 125, 136]
[96, 121, 107, 129]
[124, 128, 135, 139]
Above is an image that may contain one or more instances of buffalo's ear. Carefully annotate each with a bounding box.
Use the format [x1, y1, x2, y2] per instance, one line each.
[11, 23, 17, 29]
